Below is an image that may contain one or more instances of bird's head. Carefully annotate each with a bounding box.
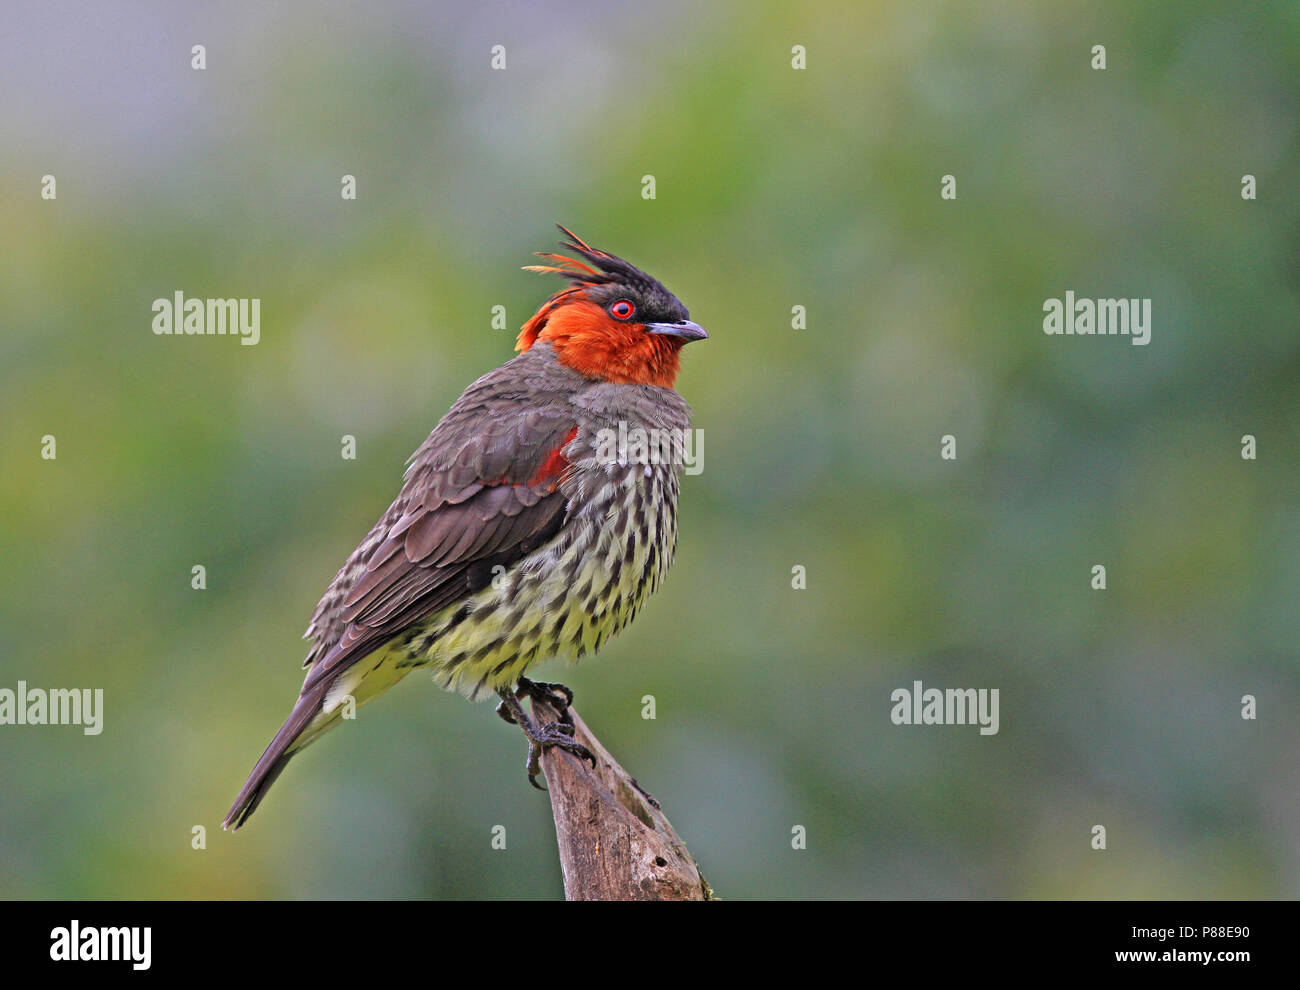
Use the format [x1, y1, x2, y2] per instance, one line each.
[516, 224, 707, 387]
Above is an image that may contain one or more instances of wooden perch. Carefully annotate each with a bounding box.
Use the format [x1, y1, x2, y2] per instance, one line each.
[530, 699, 713, 901]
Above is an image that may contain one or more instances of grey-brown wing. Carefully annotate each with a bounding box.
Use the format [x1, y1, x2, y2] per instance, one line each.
[300, 408, 579, 693]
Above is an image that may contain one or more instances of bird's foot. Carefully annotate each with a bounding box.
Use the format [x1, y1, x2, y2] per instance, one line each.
[495, 682, 595, 790]
[515, 677, 575, 724]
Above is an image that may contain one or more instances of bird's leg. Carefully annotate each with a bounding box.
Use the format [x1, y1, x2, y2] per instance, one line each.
[495, 682, 596, 790]
[516, 676, 576, 730]
[494, 689, 546, 786]
[494, 697, 519, 725]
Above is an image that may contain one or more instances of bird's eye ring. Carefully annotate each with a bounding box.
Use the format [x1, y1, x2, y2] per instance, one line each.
[610, 300, 635, 320]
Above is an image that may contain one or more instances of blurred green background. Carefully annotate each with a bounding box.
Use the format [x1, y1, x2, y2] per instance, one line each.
[1, 0, 1297, 899]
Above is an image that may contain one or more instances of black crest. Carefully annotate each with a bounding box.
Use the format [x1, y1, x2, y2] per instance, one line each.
[524, 224, 688, 322]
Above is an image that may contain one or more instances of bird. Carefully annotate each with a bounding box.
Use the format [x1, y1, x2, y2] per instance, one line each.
[223, 225, 707, 830]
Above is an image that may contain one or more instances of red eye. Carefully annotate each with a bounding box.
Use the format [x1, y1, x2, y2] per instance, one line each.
[610, 300, 635, 320]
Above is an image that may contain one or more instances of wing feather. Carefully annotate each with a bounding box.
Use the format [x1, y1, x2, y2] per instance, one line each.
[302, 415, 577, 691]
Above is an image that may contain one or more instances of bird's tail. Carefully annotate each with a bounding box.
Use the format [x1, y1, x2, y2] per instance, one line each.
[223, 682, 330, 831]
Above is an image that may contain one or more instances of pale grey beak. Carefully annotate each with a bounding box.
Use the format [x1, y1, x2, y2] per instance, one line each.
[645, 320, 708, 342]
